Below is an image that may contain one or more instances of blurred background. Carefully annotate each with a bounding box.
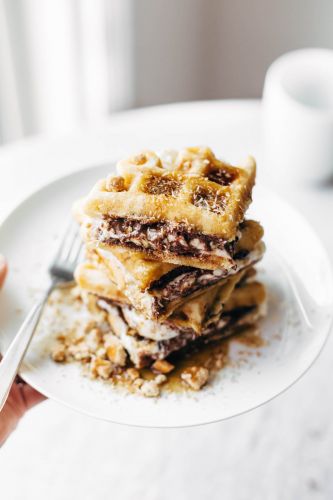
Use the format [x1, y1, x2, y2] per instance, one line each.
[1, 3, 333, 500]
[1, 0, 333, 143]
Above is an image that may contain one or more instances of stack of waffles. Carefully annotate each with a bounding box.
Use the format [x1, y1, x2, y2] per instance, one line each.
[73, 147, 266, 389]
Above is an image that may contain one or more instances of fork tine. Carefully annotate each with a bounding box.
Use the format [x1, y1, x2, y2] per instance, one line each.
[52, 220, 76, 263]
[69, 239, 84, 266]
[62, 225, 80, 262]
[65, 227, 80, 260]
[49, 220, 84, 281]
[76, 244, 85, 265]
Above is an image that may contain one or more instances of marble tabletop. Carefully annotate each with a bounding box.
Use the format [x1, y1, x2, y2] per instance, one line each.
[1, 100, 333, 500]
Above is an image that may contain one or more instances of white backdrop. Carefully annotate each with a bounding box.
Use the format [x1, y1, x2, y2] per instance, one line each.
[0, 0, 333, 142]
[133, 0, 333, 105]
[0, 0, 133, 142]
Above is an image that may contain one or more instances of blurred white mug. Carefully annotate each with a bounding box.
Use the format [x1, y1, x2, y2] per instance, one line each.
[263, 48, 333, 184]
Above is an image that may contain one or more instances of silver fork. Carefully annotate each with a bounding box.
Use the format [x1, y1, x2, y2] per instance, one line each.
[0, 221, 83, 411]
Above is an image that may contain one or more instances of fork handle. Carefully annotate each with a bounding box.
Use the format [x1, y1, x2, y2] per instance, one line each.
[0, 295, 47, 412]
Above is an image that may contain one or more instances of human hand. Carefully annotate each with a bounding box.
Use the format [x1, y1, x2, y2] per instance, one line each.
[0, 255, 7, 288]
[0, 255, 46, 446]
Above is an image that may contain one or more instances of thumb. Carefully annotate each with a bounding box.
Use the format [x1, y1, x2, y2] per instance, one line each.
[0, 255, 8, 289]
[21, 385, 46, 411]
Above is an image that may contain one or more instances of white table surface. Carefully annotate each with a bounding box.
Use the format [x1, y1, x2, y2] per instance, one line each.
[1, 100, 333, 500]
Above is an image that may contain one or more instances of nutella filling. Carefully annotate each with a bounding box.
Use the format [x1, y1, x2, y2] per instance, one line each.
[149, 266, 231, 309]
[97, 217, 236, 260]
[127, 305, 257, 367]
[150, 305, 258, 364]
[97, 294, 257, 367]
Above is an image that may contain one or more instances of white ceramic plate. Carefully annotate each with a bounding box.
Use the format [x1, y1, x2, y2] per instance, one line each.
[0, 164, 332, 427]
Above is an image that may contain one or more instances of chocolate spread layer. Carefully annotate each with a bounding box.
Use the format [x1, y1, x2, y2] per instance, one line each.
[149, 265, 232, 313]
[97, 217, 236, 259]
[97, 292, 256, 367]
[134, 306, 257, 367]
[95, 261, 240, 319]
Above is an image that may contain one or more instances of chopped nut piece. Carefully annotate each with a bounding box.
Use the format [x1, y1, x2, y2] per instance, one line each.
[105, 337, 127, 366]
[105, 176, 125, 192]
[181, 366, 209, 391]
[86, 328, 103, 351]
[152, 359, 175, 374]
[154, 374, 167, 385]
[106, 345, 126, 366]
[72, 334, 85, 345]
[67, 343, 90, 361]
[96, 347, 107, 358]
[125, 368, 140, 381]
[84, 320, 98, 334]
[134, 153, 147, 165]
[90, 358, 113, 379]
[51, 343, 66, 362]
[140, 380, 160, 397]
[133, 377, 144, 389]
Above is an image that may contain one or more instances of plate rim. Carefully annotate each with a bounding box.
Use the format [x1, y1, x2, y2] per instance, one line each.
[0, 163, 333, 428]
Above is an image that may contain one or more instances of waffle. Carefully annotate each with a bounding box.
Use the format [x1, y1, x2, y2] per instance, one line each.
[93, 238, 265, 320]
[75, 261, 128, 304]
[75, 256, 248, 337]
[51, 147, 267, 395]
[93, 279, 266, 368]
[171, 271, 245, 333]
[74, 197, 264, 319]
[82, 147, 256, 269]
[224, 279, 267, 313]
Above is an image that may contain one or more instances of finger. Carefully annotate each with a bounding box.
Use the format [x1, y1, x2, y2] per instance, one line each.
[21, 385, 46, 410]
[0, 255, 8, 289]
